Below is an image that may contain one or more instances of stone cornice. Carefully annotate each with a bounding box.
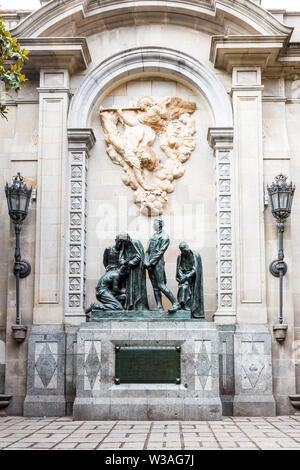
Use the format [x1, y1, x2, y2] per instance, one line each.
[67, 128, 96, 152]
[210, 35, 300, 77]
[207, 127, 234, 149]
[10, 0, 293, 39]
[19, 37, 91, 74]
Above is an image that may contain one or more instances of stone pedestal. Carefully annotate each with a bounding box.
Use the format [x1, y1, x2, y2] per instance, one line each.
[24, 326, 66, 417]
[73, 318, 223, 421]
[233, 325, 276, 416]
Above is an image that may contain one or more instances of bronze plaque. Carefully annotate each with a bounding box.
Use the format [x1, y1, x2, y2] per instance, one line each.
[115, 346, 181, 384]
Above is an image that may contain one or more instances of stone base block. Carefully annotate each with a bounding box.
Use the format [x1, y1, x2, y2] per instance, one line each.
[24, 395, 66, 417]
[73, 397, 222, 421]
[5, 395, 25, 416]
[73, 319, 222, 421]
[88, 309, 195, 322]
[233, 324, 276, 417]
[233, 395, 276, 417]
[23, 326, 66, 417]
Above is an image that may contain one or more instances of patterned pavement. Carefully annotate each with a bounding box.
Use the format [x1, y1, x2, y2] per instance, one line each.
[0, 415, 300, 450]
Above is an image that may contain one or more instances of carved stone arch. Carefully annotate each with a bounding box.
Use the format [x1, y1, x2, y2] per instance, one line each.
[68, 47, 233, 128]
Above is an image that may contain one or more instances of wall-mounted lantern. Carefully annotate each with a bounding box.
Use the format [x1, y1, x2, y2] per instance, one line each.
[267, 174, 295, 342]
[5, 173, 32, 342]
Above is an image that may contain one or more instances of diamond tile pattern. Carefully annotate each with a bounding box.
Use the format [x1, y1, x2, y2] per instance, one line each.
[85, 342, 101, 390]
[35, 343, 57, 388]
[195, 341, 212, 390]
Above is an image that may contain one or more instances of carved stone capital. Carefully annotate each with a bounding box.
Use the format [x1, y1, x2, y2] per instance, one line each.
[207, 127, 234, 150]
[67, 128, 96, 154]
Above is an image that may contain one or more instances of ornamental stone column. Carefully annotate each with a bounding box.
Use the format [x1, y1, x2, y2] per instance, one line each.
[65, 129, 96, 324]
[208, 127, 235, 325]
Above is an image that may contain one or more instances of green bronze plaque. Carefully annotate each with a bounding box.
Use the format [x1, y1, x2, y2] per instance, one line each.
[115, 346, 181, 384]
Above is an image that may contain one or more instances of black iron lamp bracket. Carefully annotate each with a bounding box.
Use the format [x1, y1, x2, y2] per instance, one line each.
[13, 260, 31, 279]
[269, 259, 287, 278]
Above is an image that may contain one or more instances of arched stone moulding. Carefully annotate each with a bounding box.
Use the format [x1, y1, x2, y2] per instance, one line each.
[68, 47, 233, 128]
[12, 0, 292, 39]
[66, 46, 235, 323]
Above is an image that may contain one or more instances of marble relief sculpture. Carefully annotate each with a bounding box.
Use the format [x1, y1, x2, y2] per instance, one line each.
[100, 96, 196, 216]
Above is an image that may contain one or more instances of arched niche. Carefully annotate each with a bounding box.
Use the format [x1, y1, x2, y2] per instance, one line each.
[68, 47, 233, 129]
[65, 47, 235, 323]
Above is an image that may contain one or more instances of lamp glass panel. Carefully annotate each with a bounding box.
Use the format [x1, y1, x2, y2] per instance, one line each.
[19, 194, 28, 212]
[279, 192, 289, 211]
[10, 193, 19, 211]
[271, 193, 279, 211]
[288, 192, 294, 211]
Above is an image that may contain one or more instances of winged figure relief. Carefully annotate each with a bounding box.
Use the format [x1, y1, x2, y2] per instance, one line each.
[100, 96, 196, 216]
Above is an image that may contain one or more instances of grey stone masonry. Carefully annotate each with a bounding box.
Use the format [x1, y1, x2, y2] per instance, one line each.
[24, 325, 66, 417]
[233, 324, 276, 417]
[73, 320, 223, 421]
[217, 325, 235, 416]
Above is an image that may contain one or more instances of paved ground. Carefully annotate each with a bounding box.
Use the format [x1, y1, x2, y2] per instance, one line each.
[0, 415, 300, 450]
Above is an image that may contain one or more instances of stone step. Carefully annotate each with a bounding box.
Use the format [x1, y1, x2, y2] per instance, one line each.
[0, 395, 12, 409]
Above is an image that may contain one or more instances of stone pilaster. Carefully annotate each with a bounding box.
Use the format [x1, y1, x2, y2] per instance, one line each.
[33, 70, 70, 325]
[208, 128, 236, 325]
[65, 129, 96, 324]
[231, 67, 267, 324]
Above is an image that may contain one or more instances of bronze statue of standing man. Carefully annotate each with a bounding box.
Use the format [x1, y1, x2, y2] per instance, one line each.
[145, 219, 180, 313]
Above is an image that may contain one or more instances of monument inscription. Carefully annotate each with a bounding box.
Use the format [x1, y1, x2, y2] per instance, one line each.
[115, 346, 181, 384]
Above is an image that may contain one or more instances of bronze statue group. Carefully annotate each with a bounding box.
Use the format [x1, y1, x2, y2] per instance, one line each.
[86, 219, 204, 319]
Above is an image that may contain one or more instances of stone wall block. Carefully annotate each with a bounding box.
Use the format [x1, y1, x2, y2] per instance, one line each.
[24, 326, 66, 417]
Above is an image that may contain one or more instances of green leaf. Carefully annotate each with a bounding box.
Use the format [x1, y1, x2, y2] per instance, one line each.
[0, 19, 28, 119]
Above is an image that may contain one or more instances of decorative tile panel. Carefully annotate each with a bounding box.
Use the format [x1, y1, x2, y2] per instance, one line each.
[239, 338, 270, 393]
[220, 228, 231, 242]
[66, 130, 95, 317]
[221, 277, 232, 290]
[215, 144, 235, 314]
[220, 260, 232, 274]
[220, 244, 232, 258]
[84, 341, 101, 391]
[34, 342, 58, 390]
[66, 151, 87, 311]
[220, 293, 232, 308]
[219, 211, 231, 225]
[194, 340, 212, 391]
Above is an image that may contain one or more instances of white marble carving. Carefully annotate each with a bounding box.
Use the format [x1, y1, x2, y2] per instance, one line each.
[100, 96, 196, 215]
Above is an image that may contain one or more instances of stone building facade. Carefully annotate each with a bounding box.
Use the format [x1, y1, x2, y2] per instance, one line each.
[0, 0, 300, 418]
